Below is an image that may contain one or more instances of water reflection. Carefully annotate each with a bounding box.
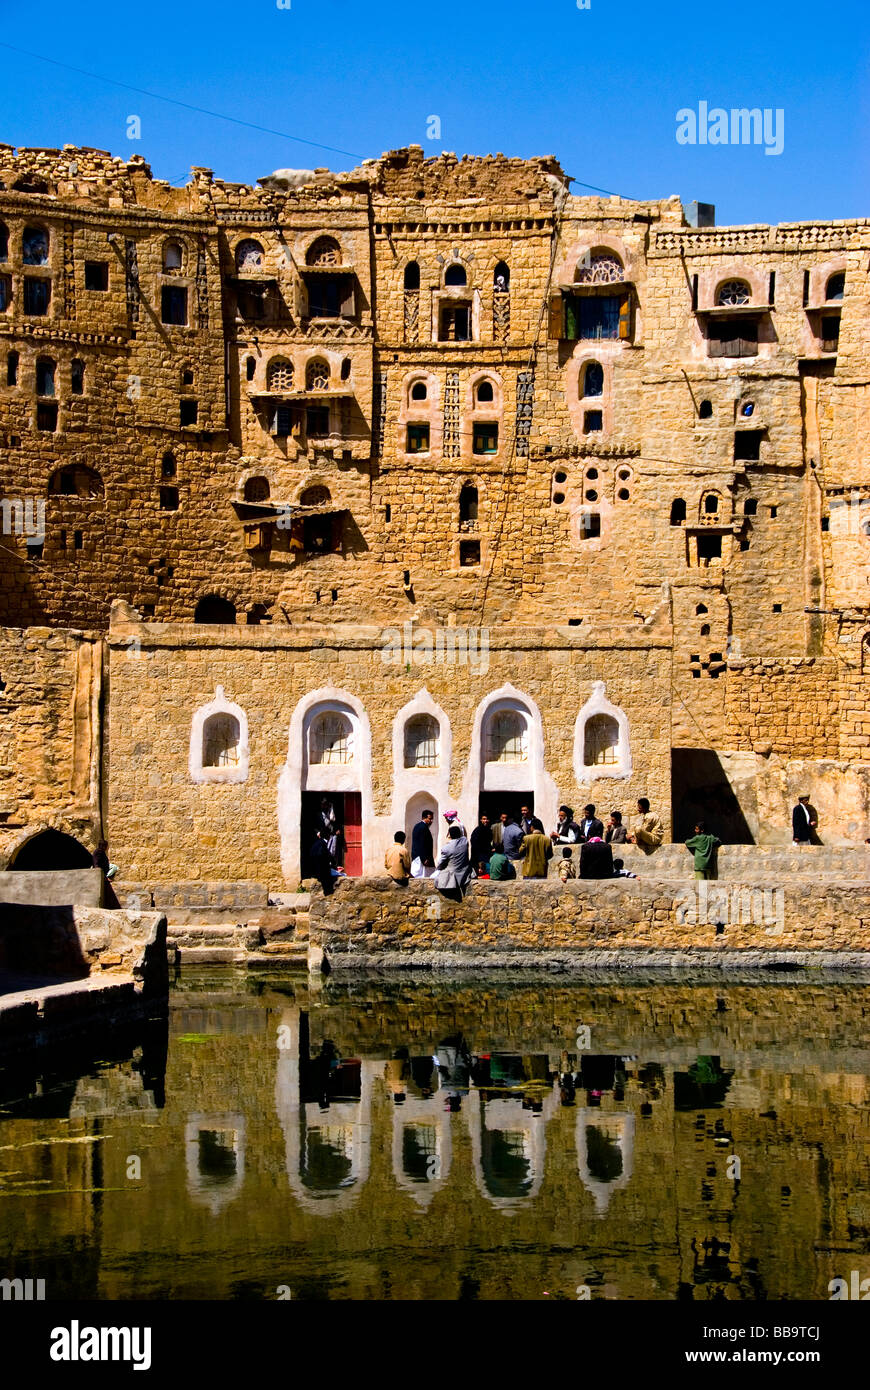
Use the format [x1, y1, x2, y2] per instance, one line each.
[1, 973, 869, 1301]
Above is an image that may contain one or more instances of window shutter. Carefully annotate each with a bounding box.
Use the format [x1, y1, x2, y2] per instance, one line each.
[340, 277, 356, 318]
[548, 292, 564, 339]
[618, 291, 632, 340]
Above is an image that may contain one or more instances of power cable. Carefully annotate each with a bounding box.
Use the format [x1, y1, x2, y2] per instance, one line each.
[0, 41, 366, 163]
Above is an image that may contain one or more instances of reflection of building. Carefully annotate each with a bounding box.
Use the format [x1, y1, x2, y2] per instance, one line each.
[184, 1113, 246, 1215]
[576, 1110, 635, 1216]
[467, 1074, 560, 1212]
[390, 1091, 453, 1209]
[274, 1009, 374, 1214]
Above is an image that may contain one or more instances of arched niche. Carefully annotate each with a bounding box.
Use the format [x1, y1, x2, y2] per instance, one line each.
[576, 1110, 635, 1216]
[574, 681, 632, 782]
[189, 686, 249, 785]
[390, 690, 452, 847]
[278, 688, 373, 881]
[458, 684, 558, 834]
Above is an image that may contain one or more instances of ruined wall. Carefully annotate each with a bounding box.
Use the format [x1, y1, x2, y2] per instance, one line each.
[0, 626, 101, 857]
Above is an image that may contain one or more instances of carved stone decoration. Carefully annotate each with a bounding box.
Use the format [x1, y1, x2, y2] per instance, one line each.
[515, 369, 535, 457]
[124, 239, 140, 323]
[443, 371, 460, 458]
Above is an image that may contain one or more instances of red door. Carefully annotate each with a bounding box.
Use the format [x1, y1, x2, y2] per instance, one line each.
[342, 792, 363, 877]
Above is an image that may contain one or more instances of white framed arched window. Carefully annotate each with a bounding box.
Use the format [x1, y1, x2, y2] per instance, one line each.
[404, 714, 440, 769]
[309, 711, 354, 765]
[189, 686, 249, 785]
[486, 709, 529, 763]
[574, 681, 631, 781]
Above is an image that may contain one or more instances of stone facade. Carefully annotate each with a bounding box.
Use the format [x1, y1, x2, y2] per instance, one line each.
[1, 142, 870, 881]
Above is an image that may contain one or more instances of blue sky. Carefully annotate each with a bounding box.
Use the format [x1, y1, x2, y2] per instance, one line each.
[0, 0, 866, 225]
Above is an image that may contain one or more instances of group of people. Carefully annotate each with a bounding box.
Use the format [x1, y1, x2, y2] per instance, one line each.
[385, 800, 666, 894]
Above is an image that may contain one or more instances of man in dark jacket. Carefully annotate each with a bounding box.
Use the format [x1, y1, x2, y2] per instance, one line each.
[579, 837, 614, 879]
[411, 809, 436, 877]
[578, 804, 605, 841]
[792, 795, 816, 844]
[470, 814, 493, 873]
[520, 804, 545, 835]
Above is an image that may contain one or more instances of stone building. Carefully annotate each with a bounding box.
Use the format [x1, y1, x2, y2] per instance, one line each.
[1, 141, 869, 885]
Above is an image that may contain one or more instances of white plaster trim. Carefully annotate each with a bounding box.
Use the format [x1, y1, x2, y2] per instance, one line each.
[278, 686, 374, 881]
[574, 680, 632, 783]
[189, 686, 249, 785]
[390, 690, 452, 850]
[576, 1110, 635, 1216]
[458, 683, 559, 833]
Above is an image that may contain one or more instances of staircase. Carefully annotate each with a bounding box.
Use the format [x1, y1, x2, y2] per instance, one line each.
[116, 881, 311, 967]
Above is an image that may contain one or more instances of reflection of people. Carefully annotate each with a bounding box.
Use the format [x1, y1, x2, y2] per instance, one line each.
[411, 809, 436, 878]
[792, 794, 816, 844]
[434, 1033, 472, 1112]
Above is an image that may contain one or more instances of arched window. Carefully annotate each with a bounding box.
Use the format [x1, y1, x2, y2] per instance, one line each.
[444, 262, 467, 287]
[584, 714, 619, 766]
[202, 712, 241, 768]
[244, 476, 270, 503]
[404, 261, 420, 291]
[459, 483, 479, 525]
[0, 223, 7, 261]
[670, 498, 686, 525]
[826, 271, 846, 301]
[299, 484, 331, 507]
[699, 399, 713, 419]
[268, 358, 294, 391]
[235, 239, 264, 271]
[306, 358, 330, 391]
[35, 357, 56, 397]
[703, 494, 719, 514]
[306, 236, 342, 267]
[581, 362, 603, 398]
[162, 241, 183, 272]
[575, 251, 623, 284]
[476, 379, 495, 404]
[22, 226, 49, 265]
[194, 595, 237, 624]
[493, 261, 510, 291]
[162, 452, 177, 479]
[717, 279, 751, 306]
[404, 714, 440, 769]
[410, 380, 428, 401]
[486, 710, 528, 763]
[309, 711, 353, 764]
[48, 464, 104, 497]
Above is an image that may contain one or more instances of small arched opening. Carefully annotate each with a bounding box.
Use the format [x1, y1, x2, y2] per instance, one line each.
[9, 829, 92, 871]
[194, 595, 237, 624]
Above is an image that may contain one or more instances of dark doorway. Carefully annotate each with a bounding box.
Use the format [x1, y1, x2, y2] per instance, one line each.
[478, 791, 535, 826]
[671, 749, 754, 844]
[9, 830, 92, 871]
[301, 792, 363, 878]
